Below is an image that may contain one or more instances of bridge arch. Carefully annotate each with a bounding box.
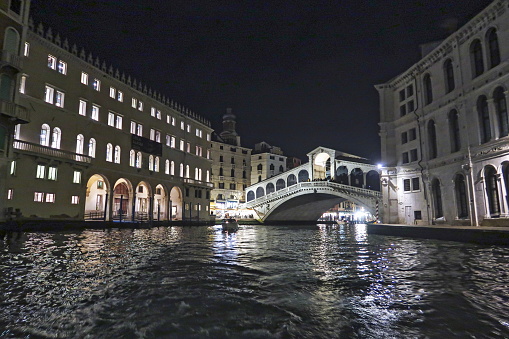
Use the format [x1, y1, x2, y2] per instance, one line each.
[366, 170, 380, 190]
[350, 168, 364, 188]
[247, 190, 255, 202]
[298, 169, 309, 182]
[256, 186, 265, 198]
[287, 174, 297, 186]
[313, 152, 331, 180]
[266, 182, 275, 194]
[276, 178, 285, 191]
[336, 166, 348, 184]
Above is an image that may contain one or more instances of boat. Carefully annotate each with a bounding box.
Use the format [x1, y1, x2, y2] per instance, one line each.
[222, 218, 239, 232]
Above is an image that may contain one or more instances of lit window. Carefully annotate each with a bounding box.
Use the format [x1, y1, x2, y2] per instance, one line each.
[36, 164, 45, 179]
[109, 86, 116, 98]
[150, 128, 155, 141]
[156, 109, 161, 120]
[132, 97, 137, 108]
[151, 107, 156, 117]
[106, 143, 113, 162]
[81, 72, 88, 85]
[78, 100, 87, 116]
[171, 161, 175, 175]
[55, 90, 65, 107]
[196, 129, 200, 137]
[47, 166, 57, 180]
[186, 142, 190, 153]
[24, 42, 29, 56]
[166, 115, 170, 124]
[155, 130, 161, 143]
[51, 127, 61, 149]
[108, 112, 115, 126]
[166, 134, 171, 146]
[187, 124, 190, 133]
[76, 134, 84, 154]
[130, 121, 136, 134]
[181, 121, 185, 130]
[136, 123, 143, 136]
[179, 140, 184, 151]
[48, 55, 56, 69]
[40, 124, 50, 146]
[91, 105, 99, 121]
[136, 152, 142, 168]
[57, 60, 67, 74]
[34, 192, 44, 202]
[45, 193, 55, 203]
[19, 75, 26, 94]
[71, 195, 79, 204]
[154, 157, 160, 172]
[117, 91, 123, 102]
[171, 117, 176, 126]
[44, 85, 54, 104]
[138, 101, 143, 111]
[206, 133, 210, 141]
[149, 155, 154, 171]
[129, 150, 135, 167]
[7, 189, 13, 200]
[115, 115, 123, 130]
[165, 159, 170, 174]
[114, 145, 121, 164]
[88, 138, 96, 158]
[93, 78, 100, 91]
[170, 136, 176, 148]
[10, 161, 16, 175]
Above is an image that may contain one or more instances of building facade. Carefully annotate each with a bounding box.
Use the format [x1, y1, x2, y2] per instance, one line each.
[209, 109, 252, 218]
[377, 0, 509, 226]
[5, 15, 214, 222]
[250, 141, 287, 184]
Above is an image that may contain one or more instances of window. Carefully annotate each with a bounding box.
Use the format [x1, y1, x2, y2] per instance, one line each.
[44, 85, 54, 104]
[149, 155, 154, 171]
[407, 100, 414, 113]
[130, 150, 135, 167]
[431, 179, 443, 218]
[106, 143, 113, 162]
[81, 72, 88, 85]
[55, 90, 65, 107]
[487, 28, 500, 69]
[186, 142, 191, 153]
[40, 124, 50, 146]
[117, 90, 123, 102]
[48, 55, 56, 69]
[91, 105, 99, 121]
[455, 174, 468, 218]
[181, 121, 185, 130]
[10, 161, 16, 175]
[116, 115, 123, 130]
[51, 127, 61, 149]
[399, 89, 405, 102]
[76, 134, 84, 154]
[409, 128, 417, 141]
[136, 152, 142, 168]
[71, 196, 79, 204]
[88, 138, 96, 158]
[428, 120, 437, 159]
[79, 100, 87, 116]
[165, 159, 170, 174]
[19, 75, 26, 93]
[186, 124, 191, 133]
[45, 193, 55, 203]
[47, 166, 57, 180]
[494, 87, 508, 138]
[449, 110, 461, 152]
[151, 107, 161, 119]
[108, 112, 115, 127]
[401, 132, 408, 144]
[138, 101, 143, 111]
[154, 157, 160, 172]
[471, 39, 484, 78]
[412, 177, 420, 191]
[7, 189, 13, 200]
[410, 148, 418, 162]
[57, 60, 67, 74]
[179, 140, 184, 151]
[36, 164, 45, 179]
[179, 163, 184, 177]
[169, 161, 174, 175]
[186, 165, 190, 178]
[24, 42, 29, 56]
[423, 74, 433, 105]
[403, 179, 411, 192]
[34, 192, 44, 202]
[402, 152, 409, 164]
[196, 146, 202, 156]
[93, 78, 100, 91]
[444, 59, 455, 93]
[478, 95, 491, 143]
[485, 165, 501, 217]
[400, 104, 406, 117]
[131, 121, 142, 136]
[132, 98, 137, 108]
[407, 85, 413, 97]
[109, 87, 116, 98]
[155, 130, 161, 143]
[114, 145, 121, 164]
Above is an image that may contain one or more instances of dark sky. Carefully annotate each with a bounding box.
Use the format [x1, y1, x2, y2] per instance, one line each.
[29, 0, 493, 161]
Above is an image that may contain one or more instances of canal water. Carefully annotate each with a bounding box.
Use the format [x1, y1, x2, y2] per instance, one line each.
[1, 224, 509, 338]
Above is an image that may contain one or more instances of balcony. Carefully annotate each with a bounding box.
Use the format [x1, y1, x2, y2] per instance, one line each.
[13, 140, 92, 164]
[183, 178, 214, 188]
[0, 50, 23, 70]
[0, 100, 29, 123]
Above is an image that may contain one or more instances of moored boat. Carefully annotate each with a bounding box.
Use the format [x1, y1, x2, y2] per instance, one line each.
[222, 218, 239, 232]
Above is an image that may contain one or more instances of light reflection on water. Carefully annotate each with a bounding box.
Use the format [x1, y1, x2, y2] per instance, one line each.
[1, 224, 509, 338]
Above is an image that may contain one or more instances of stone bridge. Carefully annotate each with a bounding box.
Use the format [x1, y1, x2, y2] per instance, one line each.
[243, 146, 381, 223]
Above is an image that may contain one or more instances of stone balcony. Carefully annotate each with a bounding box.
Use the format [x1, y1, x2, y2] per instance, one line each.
[0, 50, 23, 70]
[0, 99, 29, 123]
[13, 140, 92, 164]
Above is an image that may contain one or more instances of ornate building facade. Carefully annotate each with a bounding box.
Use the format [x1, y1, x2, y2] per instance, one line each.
[377, 0, 509, 226]
[3, 4, 214, 222]
[250, 141, 287, 184]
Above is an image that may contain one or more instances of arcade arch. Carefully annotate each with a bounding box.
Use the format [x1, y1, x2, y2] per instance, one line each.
[170, 186, 183, 220]
[85, 174, 110, 219]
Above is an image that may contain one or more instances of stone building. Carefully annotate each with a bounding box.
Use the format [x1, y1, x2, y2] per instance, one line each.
[250, 141, 287, 184]
[209, 109, 252, 218]
[376, 0, 509, 226]
[4, 6, 214, 222]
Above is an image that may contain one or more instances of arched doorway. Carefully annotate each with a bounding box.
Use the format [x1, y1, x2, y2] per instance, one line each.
[154, 184, 167, 221]
[135, 181, 151, 221]
[365, 170, 380, 190]
[169, 186, 183, 220]
[85, 174, 110, 220]
[313, 153, 330, 180]
[484, 165, 500, 218]
[113, 178, 133, 221]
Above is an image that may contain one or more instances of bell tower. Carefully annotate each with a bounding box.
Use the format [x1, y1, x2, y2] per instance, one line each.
[219, 108, 241, 146]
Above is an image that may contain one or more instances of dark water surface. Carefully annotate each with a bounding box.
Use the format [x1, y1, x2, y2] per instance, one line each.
[1, 224, 509, 338]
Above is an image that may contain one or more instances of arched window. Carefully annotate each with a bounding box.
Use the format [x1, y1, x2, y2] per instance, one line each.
[444, 59, 455, 93]
[269, 163, 275, 171]
[487, 28, 500, 69]
[485, 166, 501, 217]
[494, 87, 508, 138]
[428, 120, 438, 159]
[129, 150, 135, 167]
[106, 143, 113, 162]
[148, 155, 154, 170]
[51, 127, 61, 149]
[287, 174, 297, 186]
[256, 187, 265, 198]
[423, 73, 433, 105]
[40, 124, 50, 146]
[431, 179, 443, 218]
[136, 152, 142, 168]
[179, 163, 184, 177]
[76, 134, 84, 154]
[470, 39, 484, 78]
[114, 145, 121, 164]
[276, 178, 285, 190]
[478, 96, 491, 143]
[455, 174, 469, 219]
[247, 191, 255, 202]
[0, 74, 12, 101]
[195, 167, 199, 180]
[206, 170, 210, 182]
[266, 182, 275, 194]
[219, 167, 223, 176]
[3, 27, 19, 55]
[171, 161, 175, 175]
[165, 159, 170, 174]
[257, 164, 263, 171]
[88, 138, 96, 158]
[279, 165, 284, 173]
[198, 168, 202, 181]
[154, 156, 159, 172]
[449, 110, 461, 153]
[185, 165, 190, 178]
[230, 168, 235, 177]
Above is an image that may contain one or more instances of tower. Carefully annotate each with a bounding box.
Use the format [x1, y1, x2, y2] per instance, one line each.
[219, 108, 240, 146]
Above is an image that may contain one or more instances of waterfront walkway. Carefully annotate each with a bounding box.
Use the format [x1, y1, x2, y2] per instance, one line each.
[367, 223, 509, 245]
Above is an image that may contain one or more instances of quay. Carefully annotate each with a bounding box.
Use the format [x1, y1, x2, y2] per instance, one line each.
[367, 223, 509, 246]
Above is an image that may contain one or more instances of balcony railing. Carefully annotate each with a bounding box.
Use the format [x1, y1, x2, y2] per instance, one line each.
[183, 178, 214, 188]
[0, 100, 29, 123]
[13, 140, 92, 164]
[0, 50, 23, 70]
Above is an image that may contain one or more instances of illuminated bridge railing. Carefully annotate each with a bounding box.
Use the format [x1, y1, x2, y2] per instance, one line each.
[13, 140, 92, 164]
[245, 181, 381, 207]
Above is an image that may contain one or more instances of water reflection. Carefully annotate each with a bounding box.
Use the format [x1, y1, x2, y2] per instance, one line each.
[1, 225, 509, 338]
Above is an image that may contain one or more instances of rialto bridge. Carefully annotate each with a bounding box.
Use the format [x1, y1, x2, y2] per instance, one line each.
[244, 147, 381, 223]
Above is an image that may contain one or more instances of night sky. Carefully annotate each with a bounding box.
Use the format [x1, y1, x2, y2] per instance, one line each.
[29, 0, 493, 161]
